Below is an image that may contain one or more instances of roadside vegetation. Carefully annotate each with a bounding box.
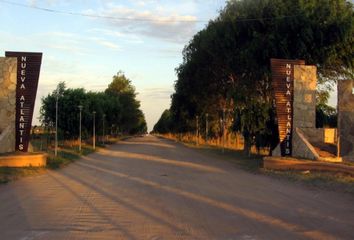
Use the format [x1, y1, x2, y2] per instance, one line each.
[38, 70, 147, 169]
[0, 167, 45, 184]
[40, 71, 147, 138]
[153, 0, 353, 155]
[0, 72, 147, 184]
[0, 141, 96, 184]
[160, 135, 354, 195]
[264, 170, 354, 195]
[153, 0, 354, 192]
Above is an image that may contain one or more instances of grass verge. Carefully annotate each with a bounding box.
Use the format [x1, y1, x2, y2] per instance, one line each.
[0, 167, 46, 184]
[165, 137, 354, 195]
[46, 145, 95, 169]
[187, 143, 263, 171]
[262, 169, 354, 195]
[0, 136, 128, 184]
[0, 145, 96, 184]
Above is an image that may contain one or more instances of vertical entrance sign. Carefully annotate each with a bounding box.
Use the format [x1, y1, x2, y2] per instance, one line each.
[271, 58, 305, 156]
[5, 51, 42, 152]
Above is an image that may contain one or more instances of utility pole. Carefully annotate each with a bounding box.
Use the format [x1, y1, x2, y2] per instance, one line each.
[55, 91, 59, 157]
[93, 111, 96, 150]
[222, 108, 225, 153]
[78, 105, 83, 152]
[205, 113, 208, 145]
[102, 114, 106, 145]
[196, 115, 199, 146]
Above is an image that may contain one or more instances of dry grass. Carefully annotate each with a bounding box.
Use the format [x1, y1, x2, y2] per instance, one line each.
[0, 167, 46, 184]
[160, 132, 270, 155]
[159, 134, 354, 195]
[0, 135, 132, 184]
[263, 169, 354, 195]
[0, 139, 97, 184]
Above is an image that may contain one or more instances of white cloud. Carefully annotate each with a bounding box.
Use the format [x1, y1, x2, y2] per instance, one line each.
[96, 40, 121, 50]
[26, 0, 78, 7]
[140, 87, 173, 100]
[40, 31, 122, 52]
[28, 0, 37, 7]
[46, 43, 89, 55]
[37, 31, 90, 55]
[43, 31, 77, 38]
[84, 5, 198, 44]
[88, 28, 144, 44]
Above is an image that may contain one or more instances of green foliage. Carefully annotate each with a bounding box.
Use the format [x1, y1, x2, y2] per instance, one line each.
[106, 71, 136, 95]
[165, 0, 353, 153]
[153, 109, 173, 133]
[40, 71, 147, 139]
[46, 145, 94, 169]
[105, 72, 147, 134]
[316, 81, 337, 128]
[316, 103, 337, 128]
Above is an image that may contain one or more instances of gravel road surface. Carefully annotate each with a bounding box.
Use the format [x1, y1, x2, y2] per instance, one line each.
[0, 135, 353, 240]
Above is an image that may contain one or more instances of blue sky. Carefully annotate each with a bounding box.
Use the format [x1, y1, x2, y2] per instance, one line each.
[0, 0, 226, 131]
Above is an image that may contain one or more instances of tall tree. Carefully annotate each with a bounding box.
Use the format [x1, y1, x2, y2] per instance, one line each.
[40, 71, 147, 140]
[105, 71, 147, 134]
[153, 109, 172, 134]
[168, 0, 353, 153]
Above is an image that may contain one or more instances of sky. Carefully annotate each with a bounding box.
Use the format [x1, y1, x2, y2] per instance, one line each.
[0, 0, 226, 131]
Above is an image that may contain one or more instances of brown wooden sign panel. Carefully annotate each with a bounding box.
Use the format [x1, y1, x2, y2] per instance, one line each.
[271, 58, 305, 156]
[5, 51, 42, 152]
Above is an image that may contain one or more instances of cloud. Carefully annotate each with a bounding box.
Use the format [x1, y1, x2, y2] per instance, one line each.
[37, 31, 90, 55]
[46, 43, 88, 54]
[28, 0, 37, 7]
[40, 31, 122, 53]
[84, 5, 198, 44]
[139, 87, 173, 100]
[26, 0, 69, 7]
[95, 40, 121, 50]
[88, 28, 144, 44]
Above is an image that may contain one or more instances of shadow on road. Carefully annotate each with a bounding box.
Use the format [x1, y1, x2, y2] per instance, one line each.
[69, 158, 338, 240]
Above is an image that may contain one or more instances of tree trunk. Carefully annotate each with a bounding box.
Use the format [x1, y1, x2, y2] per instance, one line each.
[243, 131, 251, 156]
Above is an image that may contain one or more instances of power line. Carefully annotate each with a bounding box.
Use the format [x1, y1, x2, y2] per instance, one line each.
[0, 0, 302, 23]
[0, 0, 207, 23]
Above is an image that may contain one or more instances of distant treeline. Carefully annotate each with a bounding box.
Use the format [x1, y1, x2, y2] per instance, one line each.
[153, 0, 353, 153]
[40, 71, 147, 140]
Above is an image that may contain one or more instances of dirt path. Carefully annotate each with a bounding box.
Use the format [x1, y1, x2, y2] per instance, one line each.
[0, 135, 353, 240]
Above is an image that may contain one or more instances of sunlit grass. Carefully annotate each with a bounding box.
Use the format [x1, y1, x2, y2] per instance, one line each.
[0, 135, 127, 182]
[159, 135, 354, 195]
[0, 139, 99, 183]
[46, 145, 95, 169]
[190, 144, 263, 171]
[263, 169, 354, 194]
[199, 145, 354, 194]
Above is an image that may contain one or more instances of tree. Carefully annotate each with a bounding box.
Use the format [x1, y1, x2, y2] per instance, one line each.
[40, 71, 147, 141]
[316, 83, 337, 128]
[153, 110, 172, 134]
[106, 71, 136, 95]
[105, 71, 147, 134]
[167, 0, 353, 154]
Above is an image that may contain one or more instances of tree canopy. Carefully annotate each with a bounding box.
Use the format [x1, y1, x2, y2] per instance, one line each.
[153, 109, 172, 134]
[40, 71, 147, 139]
[155, 0, 353, 152]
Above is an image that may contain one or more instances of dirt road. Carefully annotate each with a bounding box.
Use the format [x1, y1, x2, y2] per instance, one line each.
[0, 135, 353, 240]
